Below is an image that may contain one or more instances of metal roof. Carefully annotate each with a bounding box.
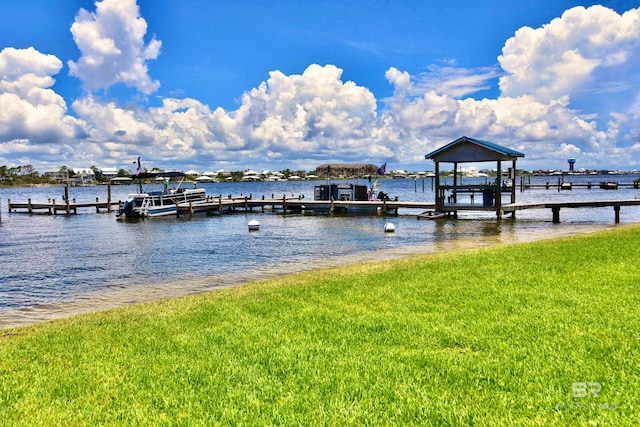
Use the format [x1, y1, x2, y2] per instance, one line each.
[425, 136, 525, 162]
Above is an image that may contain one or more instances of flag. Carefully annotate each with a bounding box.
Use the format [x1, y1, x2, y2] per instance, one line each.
[377, 163, 387, 175]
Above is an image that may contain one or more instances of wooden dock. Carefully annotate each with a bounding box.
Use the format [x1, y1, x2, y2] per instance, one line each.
[174, 195, 436, 216]
[7, 197, 120, 215]
[502, 199, 640, 223]
[8, 192, 640, 224]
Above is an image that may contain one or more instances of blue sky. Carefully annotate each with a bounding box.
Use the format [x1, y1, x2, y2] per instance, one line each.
[0, 0, 639, 173]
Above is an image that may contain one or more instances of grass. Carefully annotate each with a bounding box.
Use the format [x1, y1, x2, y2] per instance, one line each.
[1, 225, 640, 425]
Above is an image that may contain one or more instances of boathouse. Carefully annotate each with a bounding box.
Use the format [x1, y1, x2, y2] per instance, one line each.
[425, 136, 524, 219]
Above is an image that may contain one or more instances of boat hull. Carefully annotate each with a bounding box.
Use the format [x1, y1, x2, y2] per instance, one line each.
[117, 188, 207, 219]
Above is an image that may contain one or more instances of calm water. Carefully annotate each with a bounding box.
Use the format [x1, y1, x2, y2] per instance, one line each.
[1, 174, 639, 328]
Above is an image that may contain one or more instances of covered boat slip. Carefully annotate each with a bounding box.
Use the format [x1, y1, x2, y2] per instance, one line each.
[425, 136, 525, 219]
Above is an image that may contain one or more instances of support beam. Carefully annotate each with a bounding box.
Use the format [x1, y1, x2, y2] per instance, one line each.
[495, 160, 502, 219]
[434, 162, 441, 211]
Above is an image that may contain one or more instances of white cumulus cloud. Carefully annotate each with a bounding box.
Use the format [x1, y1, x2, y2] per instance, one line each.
[0, 47, 85, 149]
[68, 0, 161, 94]
[499, 6, 640, 105]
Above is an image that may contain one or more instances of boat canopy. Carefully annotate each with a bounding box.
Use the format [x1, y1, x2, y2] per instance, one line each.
[133, 171, 185, 179]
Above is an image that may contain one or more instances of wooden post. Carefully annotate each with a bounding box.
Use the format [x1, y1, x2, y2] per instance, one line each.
[282, 195, 287, 212]
[64, 186, 70, 215]
[552, 207, 560, 223]
[511, 160, 517, 218]
[53, 199, 57, 215]
[495, 160, 502, 219]
[434, 162, 441, 211]
[28, 198, 32, 214]
[614, 205, 620, 223]
[453, 162, 458, 203]
[511, 160, 517, 204]
[176, 200, 180, 218]
[189, 201, 194, 216]
[107, 180, 112, 212]
[96, 197, 100, 213]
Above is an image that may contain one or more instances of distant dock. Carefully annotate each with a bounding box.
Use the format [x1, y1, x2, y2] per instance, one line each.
[519, 177, 640, 191]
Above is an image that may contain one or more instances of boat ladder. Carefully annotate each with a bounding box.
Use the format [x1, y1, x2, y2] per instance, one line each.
[140, 197, 152, 216]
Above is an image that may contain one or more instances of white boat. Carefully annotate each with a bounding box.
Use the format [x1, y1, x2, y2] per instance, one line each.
[116, 171, 207, 219]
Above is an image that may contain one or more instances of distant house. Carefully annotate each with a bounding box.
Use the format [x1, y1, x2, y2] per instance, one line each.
[69, 167, 95, 186]
[100, 167, 118, 179]
[45, 170, 69, 183]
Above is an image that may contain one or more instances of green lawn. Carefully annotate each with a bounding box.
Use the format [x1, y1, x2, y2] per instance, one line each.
[1, 225, 639, 425]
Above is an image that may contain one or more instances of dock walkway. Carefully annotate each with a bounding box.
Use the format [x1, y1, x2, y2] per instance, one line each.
[175, 196, 436, 216]
[503, 199, 640, 223]
[8, 194, 640, 224]
[7, 198, 119, 215]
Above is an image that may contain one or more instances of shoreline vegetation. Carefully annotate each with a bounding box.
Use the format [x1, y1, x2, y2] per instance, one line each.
[3, 163, 640, 188]
[1, 226, 639, 424]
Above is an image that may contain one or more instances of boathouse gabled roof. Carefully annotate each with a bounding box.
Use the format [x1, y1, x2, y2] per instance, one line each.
[424, 136, 525, 163]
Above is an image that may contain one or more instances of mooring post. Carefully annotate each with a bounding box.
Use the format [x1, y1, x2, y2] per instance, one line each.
[189, 201, 194, 216]
[282, 195, 287, 212]
[614, 205, 620, 223]
[552, 207, 560, 223]
[218, 196, 222, 215]
[64, 186, 70, 215]
[52, 199, 57, 215]
[28, 198, 32, 214]
[107, 181, 112, 212]
[96, 197, 100, 213]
